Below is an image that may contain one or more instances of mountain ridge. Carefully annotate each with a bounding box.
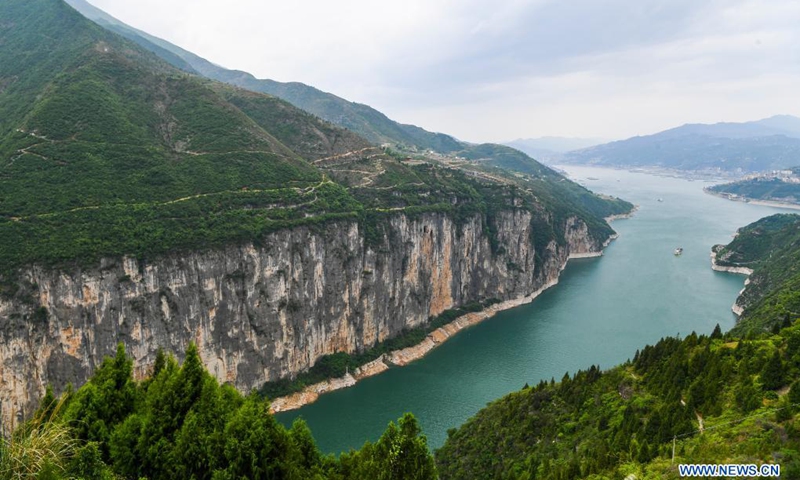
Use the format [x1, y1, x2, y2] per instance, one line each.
[63, 0, 464, 152]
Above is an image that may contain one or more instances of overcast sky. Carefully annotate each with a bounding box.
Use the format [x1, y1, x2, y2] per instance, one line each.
[88, 0, 800, 143]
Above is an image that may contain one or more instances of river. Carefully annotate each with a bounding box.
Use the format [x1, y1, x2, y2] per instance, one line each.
[276, 165, 792, 453]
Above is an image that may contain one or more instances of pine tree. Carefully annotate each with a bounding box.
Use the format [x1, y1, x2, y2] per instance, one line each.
[735, 377, 762, 414]
[62, 342, 136, 456]
[710, 323, 723, 339]
[153, 347, 166, 377]
[760, 350, 785, 390]
[290, 418, 322, 471]
[218, 395, 292, 479]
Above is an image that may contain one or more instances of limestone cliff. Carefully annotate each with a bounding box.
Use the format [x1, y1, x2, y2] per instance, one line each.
[0, 210, 608, 428]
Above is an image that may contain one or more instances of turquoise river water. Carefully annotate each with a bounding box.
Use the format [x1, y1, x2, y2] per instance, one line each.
[276, 165, 793, 454]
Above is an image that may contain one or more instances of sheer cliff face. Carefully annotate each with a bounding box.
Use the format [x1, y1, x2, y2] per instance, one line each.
[0, 211, 605, 427]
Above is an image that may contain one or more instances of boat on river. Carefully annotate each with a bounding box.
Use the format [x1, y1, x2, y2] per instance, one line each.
[674, 247, 683, 256]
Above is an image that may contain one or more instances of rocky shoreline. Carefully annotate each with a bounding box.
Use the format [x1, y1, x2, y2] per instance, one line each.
[269, 211, 635, 413]
[710, 251, 753, 316]
[603, 205, 639, 223]
[270, 275, 565, 413]
[710, 251, 754, 276]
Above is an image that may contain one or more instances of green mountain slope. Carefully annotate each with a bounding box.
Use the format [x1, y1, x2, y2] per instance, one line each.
[0, 0, 371, 272]
[66, 0, 612, 198]
[436, 322, 800, 479]
[712, 214, 800, 334]
[63, 0, 463, 152]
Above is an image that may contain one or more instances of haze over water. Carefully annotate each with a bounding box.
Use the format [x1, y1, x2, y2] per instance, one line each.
[277, 166, 791, 453]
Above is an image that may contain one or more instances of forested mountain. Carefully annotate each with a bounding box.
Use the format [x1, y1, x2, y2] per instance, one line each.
[0, 0, 375, 271]
[713, 214, 800, 334]
[0, 0, 629, 272]
[562, 115, 800, 173]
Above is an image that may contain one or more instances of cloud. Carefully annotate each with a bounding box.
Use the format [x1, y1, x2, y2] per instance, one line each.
[88, 0, 800, 142]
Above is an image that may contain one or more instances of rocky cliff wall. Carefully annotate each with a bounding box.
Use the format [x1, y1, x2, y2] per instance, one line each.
[710, 250, 754, 316]
[0, 210, 606, 428]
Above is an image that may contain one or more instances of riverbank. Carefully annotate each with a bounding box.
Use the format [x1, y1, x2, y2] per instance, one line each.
[269, 211, 635, 413]
[270, 278, 560, 413]
[710, 251, 753, 316]
[556, 164, 740, 183]
[703, 189, 800, 212]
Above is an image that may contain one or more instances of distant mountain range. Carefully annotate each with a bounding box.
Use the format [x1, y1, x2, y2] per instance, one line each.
[561, 115, 800, 173]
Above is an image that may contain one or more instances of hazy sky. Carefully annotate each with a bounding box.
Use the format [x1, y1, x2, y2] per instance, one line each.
[88, 0, 800, 143]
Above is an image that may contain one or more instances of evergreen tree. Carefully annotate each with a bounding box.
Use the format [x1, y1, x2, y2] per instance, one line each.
[152, 347, 167, 377]
[67, 442, 116, 480]
[340, 413, 436, 480]
[711, 323, 723, 340]
[290, 418, 322, 471]
[735, 377, 762, 414]
[62, 342, 136, 457]
[760, 350, 785, 390]
[217, 395, 293, 480]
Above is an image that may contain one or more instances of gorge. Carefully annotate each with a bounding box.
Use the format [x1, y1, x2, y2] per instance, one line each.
[277, 166, 794, 453]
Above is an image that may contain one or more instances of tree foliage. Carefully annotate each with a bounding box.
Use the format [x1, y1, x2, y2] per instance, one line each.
[16, 344, 436, 480]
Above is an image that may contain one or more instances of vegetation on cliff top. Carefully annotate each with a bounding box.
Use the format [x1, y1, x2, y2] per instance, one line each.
[13, 344, 437, 479]
[712, 213, 800, 334]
